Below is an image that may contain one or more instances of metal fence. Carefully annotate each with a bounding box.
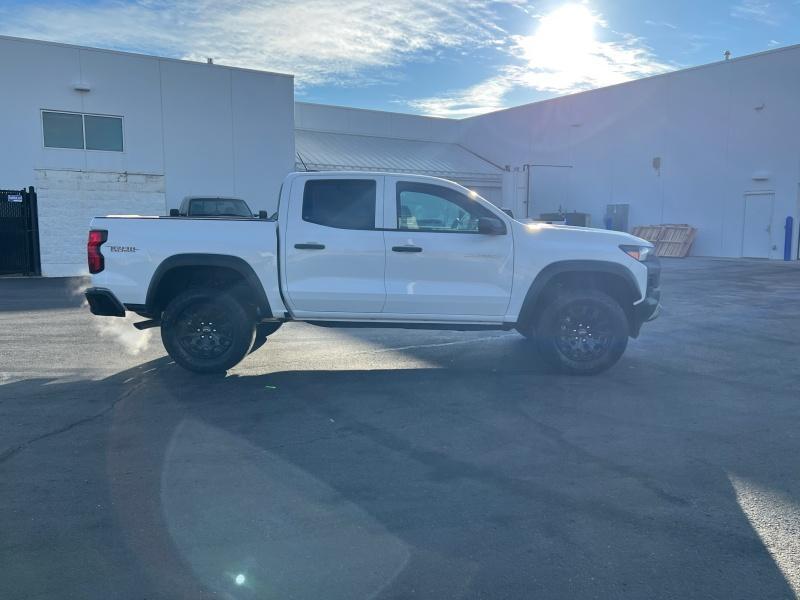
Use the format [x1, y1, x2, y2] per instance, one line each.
[0, 187, 41, 276]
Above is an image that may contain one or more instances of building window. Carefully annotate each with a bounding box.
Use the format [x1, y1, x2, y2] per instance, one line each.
[42, 111, 84, 150]
[84, 115, 123, 151]
[42, 111, 123, 152]
[302, 179, 376, 230]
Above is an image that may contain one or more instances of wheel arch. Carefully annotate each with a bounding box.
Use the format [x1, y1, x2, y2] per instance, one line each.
[517, 260, 641, 335]
[145, 254, 272, 318]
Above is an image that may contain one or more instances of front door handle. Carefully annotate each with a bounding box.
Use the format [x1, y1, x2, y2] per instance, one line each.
[295, 243, 325, 250]
[392, 245, 422, 253]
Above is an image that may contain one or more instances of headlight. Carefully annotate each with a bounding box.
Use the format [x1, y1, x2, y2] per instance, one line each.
[620, 244, 653, 261]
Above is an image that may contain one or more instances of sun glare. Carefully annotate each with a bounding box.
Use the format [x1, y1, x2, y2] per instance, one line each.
[509, 3, 639, 93]
[521, 3, 597, 65]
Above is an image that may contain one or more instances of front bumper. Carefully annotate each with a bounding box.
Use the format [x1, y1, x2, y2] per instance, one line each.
[631, 257, 661, 336]
[85, 287, 126, 317]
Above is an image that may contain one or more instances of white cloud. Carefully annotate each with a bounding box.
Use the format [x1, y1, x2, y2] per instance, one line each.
[644, 19, 678, 30]
[731, 0, 779, 26]
[1, 0, 673, 118]
[0, 0, 504, 86]
[410, 4, 672, 117]
[410, 70, 518, 117]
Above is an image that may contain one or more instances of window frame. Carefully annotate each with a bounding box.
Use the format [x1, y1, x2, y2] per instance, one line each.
[41, 109, 125, 153]
[301, 178, 379, 231]
[395, 181, 505, 235]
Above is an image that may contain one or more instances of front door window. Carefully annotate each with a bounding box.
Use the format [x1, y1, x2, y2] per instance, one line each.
[397, 182, 494, 233]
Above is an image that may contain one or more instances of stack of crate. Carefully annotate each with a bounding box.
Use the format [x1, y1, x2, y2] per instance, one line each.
[631, 224, 697, 258]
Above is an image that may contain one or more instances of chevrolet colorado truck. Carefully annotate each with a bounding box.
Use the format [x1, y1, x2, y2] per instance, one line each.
[85, 171, 661, 375]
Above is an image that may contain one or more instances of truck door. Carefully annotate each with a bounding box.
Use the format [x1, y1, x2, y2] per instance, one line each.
[283, 176, 386, 315]
[382, 177, 514, 319]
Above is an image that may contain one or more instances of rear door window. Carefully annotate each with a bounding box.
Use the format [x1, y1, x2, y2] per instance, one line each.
[302, 179, 377, 230]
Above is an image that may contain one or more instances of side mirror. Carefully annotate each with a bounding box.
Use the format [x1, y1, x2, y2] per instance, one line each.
[258, 210, 269, 219]
[478, 216, 506, 235]
[501, 208, 514, 218]
[169, 208, 179, 217]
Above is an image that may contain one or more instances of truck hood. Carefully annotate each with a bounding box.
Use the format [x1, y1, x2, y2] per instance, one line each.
[518, 222, 650, 247]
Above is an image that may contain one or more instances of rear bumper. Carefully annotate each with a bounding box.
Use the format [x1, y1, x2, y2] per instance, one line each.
[85, 287, 126, 317]
[631, 258, 661, 336]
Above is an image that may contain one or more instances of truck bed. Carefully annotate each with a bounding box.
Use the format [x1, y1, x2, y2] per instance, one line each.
[88, 216, 284, 314]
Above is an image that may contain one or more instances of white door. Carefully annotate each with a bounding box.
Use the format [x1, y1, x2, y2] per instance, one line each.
[283, 176, 385, 314]
[742, 193, 774, 258]
[382, 178, 514, 319]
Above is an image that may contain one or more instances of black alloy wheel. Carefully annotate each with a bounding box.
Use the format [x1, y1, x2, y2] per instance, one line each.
[554, 301, 614, 363]
[534, 289, 629, 375]
[174, 303, 235, 360]
[161, 288, 255, 373]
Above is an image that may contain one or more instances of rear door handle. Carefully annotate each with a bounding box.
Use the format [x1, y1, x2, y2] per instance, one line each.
[295, 243, 325, 250]
[392, 245, 422, 253]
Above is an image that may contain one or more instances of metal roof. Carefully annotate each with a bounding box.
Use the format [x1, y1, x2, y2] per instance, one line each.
[295, 129, 503, 181]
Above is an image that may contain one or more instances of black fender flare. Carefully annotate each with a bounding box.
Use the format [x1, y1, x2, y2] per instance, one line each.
[146, 253, 272, 317]
[517, 260, 641, 326]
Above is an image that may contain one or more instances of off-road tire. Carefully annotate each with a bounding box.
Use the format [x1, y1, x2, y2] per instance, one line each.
[161, 288, 255, 373]
[533, 289, 628, 375]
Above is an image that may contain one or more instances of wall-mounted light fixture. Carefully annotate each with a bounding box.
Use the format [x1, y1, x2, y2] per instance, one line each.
[751, 170, 770, 181]
[73, 82, 91, 92]
[652, 156, 662, 175]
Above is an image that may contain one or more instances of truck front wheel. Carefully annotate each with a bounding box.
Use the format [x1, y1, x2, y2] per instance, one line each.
[532, 290, 629, 375]
[161, 288, 255, 374]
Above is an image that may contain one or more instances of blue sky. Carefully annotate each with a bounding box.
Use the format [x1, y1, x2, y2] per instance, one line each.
[1, 0, 798, 117]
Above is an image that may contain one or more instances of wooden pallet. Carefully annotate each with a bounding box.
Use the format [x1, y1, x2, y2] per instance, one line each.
[631, 226, 661, 243]
[632, 224, 697, 257]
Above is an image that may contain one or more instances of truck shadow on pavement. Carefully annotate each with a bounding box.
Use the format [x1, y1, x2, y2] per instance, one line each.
[2, 348, 798, 600]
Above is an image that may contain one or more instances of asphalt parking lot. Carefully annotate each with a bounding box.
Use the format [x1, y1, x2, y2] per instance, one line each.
[1, 257, 799, 600]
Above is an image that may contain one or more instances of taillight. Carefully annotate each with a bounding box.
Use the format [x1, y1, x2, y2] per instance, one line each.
[87, 229, 108, 274]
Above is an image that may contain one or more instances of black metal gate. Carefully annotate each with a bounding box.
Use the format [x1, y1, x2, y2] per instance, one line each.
[0, 187, 41, 276]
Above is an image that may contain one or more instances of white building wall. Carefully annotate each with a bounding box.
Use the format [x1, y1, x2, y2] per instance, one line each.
[295, 102, 460, 142]
[294, 102, 507, 208]
[459, 45, 800, 259]
[0, 36, 295, 276]
[35, 169, 166, 275]
[78, 44, 166, 175]
[3, 35, 798, 276]
[233, 71, 295, 211]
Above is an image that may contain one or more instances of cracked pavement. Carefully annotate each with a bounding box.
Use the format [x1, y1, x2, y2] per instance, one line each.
[1, 258, 799, 599]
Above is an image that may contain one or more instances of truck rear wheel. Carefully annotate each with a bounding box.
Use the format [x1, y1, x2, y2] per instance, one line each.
[161, 288, 255, 374]
[533, 289, 628, 375]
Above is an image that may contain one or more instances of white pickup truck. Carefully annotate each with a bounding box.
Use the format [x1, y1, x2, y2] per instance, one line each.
[85, 171, 661, 375]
